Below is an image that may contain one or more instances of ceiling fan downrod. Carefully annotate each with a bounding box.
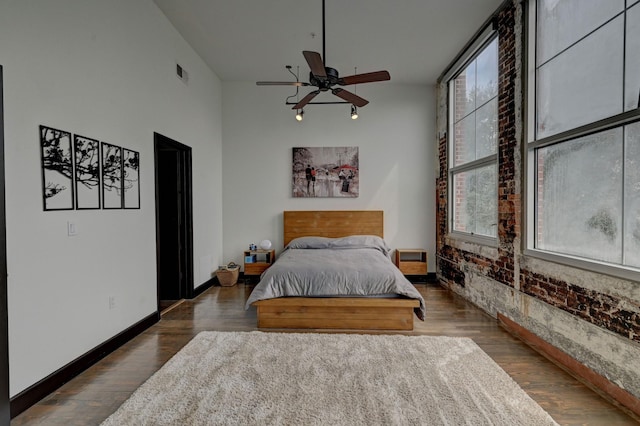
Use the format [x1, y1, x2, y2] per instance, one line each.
[322, 0, 326, 66]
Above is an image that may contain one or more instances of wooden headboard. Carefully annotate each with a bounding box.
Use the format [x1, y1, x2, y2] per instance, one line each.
[283, 210, 384, 246]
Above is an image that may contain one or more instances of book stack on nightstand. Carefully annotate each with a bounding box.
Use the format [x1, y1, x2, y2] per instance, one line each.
[395, 249, 427, 282]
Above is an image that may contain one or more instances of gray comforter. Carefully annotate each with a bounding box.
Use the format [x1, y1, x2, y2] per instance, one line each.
[245, 235, 426, 320]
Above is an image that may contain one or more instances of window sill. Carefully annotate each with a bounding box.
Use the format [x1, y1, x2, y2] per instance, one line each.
[523, 248, 640, 283]
[446, 231, 499, 255]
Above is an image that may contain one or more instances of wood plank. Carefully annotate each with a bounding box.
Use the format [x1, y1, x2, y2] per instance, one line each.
[257, 318, 413, 330]
[244, 263, 270, 275]
[283, 210, 384, 246]
[254, 297, 418, 331]
[257, 308, 414, 330]
[398, 262, 428, 275]
[258, 309, 413, 320]
[253, 297, 420, 308]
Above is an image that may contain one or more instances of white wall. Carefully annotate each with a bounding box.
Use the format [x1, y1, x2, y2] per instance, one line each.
[222, 82, 436, 269]
[0, 0, 223, 396]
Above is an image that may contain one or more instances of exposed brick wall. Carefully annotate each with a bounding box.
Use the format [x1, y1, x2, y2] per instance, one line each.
[435, 0, 640, 345]
[496, 3, 518, 249]
[521, 270, 640, 342]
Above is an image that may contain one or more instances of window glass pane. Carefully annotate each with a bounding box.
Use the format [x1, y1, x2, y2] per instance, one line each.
[475, 165, 498, 237]
[454, 62, 476, 120]
[536, 128, 623, 263]
[454, 113, 476, 166]
[476, 38, 498, 105]
[537, 17, 624, 139]
[476, 98, 498, 158]
[537, 0, 624, 65]
[624, 122, 640, 267]
[453, 171, 473, 234]
[625, 3, 640, 112]
[453, 165, 497, 237]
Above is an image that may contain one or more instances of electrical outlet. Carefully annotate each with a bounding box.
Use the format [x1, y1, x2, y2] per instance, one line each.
[108, 296, 116, 310]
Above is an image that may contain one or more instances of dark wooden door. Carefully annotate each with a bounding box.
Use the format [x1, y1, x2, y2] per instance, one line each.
[157, 150, 182, 303]
[154, 133, 193, 312]
[0, 65, 10, 424]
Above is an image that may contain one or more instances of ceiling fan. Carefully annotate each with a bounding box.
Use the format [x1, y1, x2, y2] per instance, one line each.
[256, 0, 391, 111]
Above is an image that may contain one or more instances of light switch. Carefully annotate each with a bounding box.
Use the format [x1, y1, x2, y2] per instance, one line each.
[67, 221, 78, 236]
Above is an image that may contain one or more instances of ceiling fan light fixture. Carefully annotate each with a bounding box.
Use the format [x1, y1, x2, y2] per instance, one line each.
[351, 104, 358, 120]
[295, 109, 304, 121]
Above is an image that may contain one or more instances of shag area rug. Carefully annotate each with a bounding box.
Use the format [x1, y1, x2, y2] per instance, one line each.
[102, 331, 558, 426]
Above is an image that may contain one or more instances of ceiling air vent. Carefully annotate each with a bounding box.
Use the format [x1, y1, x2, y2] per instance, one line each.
[176, 63, 189, 84]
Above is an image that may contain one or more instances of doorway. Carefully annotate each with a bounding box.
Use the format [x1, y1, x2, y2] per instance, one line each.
[0, 65, 10, 423]
[154, 133, 193, 313]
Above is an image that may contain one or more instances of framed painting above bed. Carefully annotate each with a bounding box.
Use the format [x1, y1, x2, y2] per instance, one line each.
[292, 147, 358, 198]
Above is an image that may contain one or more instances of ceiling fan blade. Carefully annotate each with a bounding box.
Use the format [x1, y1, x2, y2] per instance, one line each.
[292, 90, 321, 109]
[303, 51, 327, 78]
[332, 88, 369, 107]
[339, 71, 391, 86]
[256, 81, 310, 86]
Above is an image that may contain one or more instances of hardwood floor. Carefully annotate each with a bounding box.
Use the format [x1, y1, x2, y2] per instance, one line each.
[12, 283, 639, 425]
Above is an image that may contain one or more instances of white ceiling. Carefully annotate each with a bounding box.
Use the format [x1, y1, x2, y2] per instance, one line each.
[153, 0, 503, 86]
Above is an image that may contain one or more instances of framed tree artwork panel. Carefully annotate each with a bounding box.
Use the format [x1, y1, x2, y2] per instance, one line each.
[101, 142, 123, 209]
[123, 148, 140, 209]
[292, 146, 359, 198]
[74, 134, 101, 209]
[40, 125, 74, 210]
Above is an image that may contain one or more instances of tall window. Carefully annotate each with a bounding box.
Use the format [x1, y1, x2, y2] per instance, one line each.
[449, 37, 499, 239]
[529, 0, 640, 271]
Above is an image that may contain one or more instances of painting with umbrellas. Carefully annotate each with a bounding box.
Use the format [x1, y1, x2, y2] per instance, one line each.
[292, 147, 359, 198]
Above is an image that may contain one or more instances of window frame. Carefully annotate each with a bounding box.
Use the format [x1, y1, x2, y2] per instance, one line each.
[446, 28, 499, 246]
[524, 0, 640, 281]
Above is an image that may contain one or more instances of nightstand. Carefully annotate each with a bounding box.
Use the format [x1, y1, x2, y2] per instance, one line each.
[243, 249, 275, 277]
[395, 249, 427, 276]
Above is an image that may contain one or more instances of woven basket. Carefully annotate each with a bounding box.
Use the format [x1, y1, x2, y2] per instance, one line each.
[216, 266, 239, 287]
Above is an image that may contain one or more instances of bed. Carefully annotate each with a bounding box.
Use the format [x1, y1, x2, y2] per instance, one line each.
[245, 210, 425, 331]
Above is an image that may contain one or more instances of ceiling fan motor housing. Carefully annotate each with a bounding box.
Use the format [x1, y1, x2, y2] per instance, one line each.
[310, 67, 340, 90]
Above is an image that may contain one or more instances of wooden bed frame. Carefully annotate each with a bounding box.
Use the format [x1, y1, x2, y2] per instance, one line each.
[252, 210, 420, 331]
